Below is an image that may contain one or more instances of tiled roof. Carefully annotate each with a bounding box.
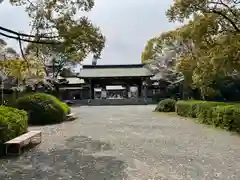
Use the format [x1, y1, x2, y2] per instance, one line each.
[66, 77, 85, 84]
[59, 87, 83, 90]
[78, 64, 153, 78]
[150, 72, 164, 81]
[58, 76, 85, 84]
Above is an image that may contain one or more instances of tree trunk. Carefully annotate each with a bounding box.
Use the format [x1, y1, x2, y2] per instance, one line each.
[16, 78, 19, 99]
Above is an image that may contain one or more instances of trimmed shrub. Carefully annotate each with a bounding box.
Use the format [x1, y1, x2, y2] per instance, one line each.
[155, 99, 176, 112]
[211, 105, 240, 132]
[0, 106, 28, 155]
[60, 102, 71, 114]
[175, 100, 203, 117]
[175, 100, 240, 133]
[196, 101, 229, 124]
[16, 93, 70, 125]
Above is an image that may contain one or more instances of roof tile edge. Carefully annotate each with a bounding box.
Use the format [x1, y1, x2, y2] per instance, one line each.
[82, 64, 145, 69]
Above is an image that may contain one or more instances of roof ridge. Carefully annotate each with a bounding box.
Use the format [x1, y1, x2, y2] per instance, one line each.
[82, 64, 145, 69]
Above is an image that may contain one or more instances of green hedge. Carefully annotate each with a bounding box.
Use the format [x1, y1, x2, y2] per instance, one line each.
[60, 101, 71, 114]
[155, 99, 176, 112]
[175, 100, 203, 117]
[196, 101, 227, 124]
[0, 106, 28, 155]
[212, 105, 240, 132]
[175, 100, 240, 132]
[16, 93, 70, 125]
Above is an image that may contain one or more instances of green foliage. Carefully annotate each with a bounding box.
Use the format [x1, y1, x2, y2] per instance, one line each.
[0, 106, 28, 154]
[166, 0, 240, 33]
[175, 100, 203, 118]
[196, 102, 228, 124]
[16, 93, 70, 125]
[8, 0, 105, 63]
[141, 34, 184, 84]
[213, 75, 240, 101]
[212, 105, 240, 132]
[25, 43, 66, 78]
[141, 37, 160, 64]
[0, 58, 46, 89]
[60, 101, 71, 115]
[25, 18, 105, 63]
[196, 102, 240, 132]
[162, 0, 240, 99]
[0, 106, 28, 143]
[175, 100, 240, 132]
[155, 99, 176, 112]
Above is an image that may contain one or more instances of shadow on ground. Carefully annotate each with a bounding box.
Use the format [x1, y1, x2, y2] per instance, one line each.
[0, 136, 127, 180]
[65, 136, 112, 152]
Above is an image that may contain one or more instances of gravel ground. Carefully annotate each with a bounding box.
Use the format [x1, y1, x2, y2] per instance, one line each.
[0, 105, 240, 180]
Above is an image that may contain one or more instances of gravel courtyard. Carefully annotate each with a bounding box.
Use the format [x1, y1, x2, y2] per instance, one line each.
[1, 105, 240, 180]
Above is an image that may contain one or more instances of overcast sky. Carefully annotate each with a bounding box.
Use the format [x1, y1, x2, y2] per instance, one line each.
[0, 0, 180, 65]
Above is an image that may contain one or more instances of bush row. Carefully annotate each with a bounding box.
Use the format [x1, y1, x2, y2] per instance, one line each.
[175, 100, 202, 117]
[175, 100, 240, 132]
[155, 98, 176, 112]
[16, 93, 70, 125]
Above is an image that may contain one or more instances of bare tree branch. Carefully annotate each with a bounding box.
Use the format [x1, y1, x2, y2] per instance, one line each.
[17, 35, 29, 66]
[219, 0, 238, 17]
[210, 9, 240, 32]
[209, 0, 239, 17]
[0, 26, 58, 39]
[233, 0, 240, 4]
[0, 31, 59, 44]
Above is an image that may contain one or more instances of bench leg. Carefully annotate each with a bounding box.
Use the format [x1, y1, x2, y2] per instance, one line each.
[39, 132, 42, 143]
[5, 144, 8, 155]
[18, 146, 21, 155]
[6, 144, 21, 156]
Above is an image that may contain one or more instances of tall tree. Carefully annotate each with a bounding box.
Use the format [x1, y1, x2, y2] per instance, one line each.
[166, 0, 240, 33]
[25, 42, 67, 77]
[165, 4, 240, 99]
[141, 33, 191, 83]
[141, 38, 159, 64]
[1, 0, 105, 64]
[0, 38, 7, 60]
[0, 57, 46, 92]
[141, 0, 240, 99]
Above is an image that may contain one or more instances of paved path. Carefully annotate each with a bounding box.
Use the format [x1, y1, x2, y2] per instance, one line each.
[1, 105, 240, 180]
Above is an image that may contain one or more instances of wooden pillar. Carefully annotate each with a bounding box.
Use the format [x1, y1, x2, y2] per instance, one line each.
[91, 82, 94, 99]
[102, 85, 107, 99]
[89, 80, 92, 100]
[143, 82, 147, 99]
[127, 84, 131, 98]
[80, 88, 83, 100]
[144, 80, 149, 104]
[138, 83, 142, 98]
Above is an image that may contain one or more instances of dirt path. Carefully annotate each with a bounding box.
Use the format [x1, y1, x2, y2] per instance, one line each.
[0, 105, 240, 180]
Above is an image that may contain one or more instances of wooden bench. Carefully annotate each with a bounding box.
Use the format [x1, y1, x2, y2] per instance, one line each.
[5, 131, 42, 155]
